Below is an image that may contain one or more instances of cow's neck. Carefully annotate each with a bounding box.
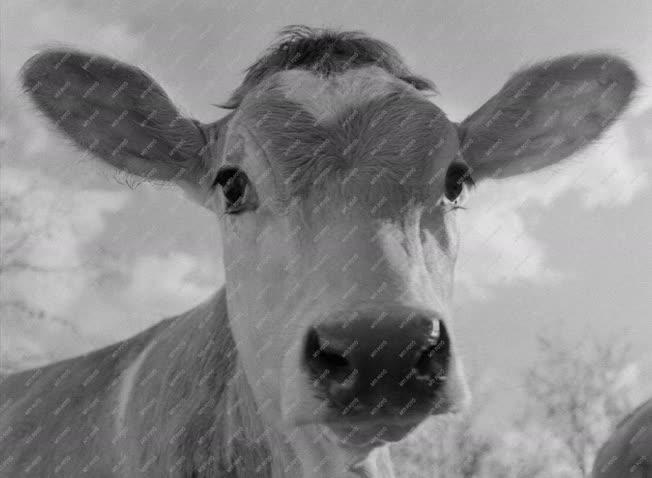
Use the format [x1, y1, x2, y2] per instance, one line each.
[127, 287, 394, 477]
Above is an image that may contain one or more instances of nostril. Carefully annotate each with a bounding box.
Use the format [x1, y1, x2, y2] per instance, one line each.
[414, 345, 447, 380]
[304, 327, 352, 382]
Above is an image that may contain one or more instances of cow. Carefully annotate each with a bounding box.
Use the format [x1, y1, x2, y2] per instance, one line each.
[0, 25, 638, 477]
[592, 397, 652, 478]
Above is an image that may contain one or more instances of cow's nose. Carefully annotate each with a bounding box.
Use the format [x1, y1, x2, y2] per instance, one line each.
[303, 306, 453, 421]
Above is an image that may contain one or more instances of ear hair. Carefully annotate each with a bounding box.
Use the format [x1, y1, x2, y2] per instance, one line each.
[21, 48, 208, 184]
[458, 53, 638, 180]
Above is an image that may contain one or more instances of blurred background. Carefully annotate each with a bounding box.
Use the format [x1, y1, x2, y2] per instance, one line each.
[1, 1, 651, 476]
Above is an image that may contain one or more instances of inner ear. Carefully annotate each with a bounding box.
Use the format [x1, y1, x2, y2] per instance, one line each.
[457, 54, 638, 181]
[20, 48, 210, 186]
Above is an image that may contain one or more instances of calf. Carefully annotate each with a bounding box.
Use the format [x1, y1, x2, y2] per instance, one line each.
[1, 26, 638, 477]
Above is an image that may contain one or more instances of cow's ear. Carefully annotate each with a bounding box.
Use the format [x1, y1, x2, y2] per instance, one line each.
[458, 54, 638, 180]
[21, 48, 211, 190]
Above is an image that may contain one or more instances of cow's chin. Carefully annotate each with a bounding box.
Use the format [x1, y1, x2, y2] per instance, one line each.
[325, 420, 421, 450]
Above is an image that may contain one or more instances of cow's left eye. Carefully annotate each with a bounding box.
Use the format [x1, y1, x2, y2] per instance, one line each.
[440, 161, 474, 208]
[213, 166, 257, 214]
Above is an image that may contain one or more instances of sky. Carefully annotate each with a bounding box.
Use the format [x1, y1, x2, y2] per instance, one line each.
[1, 0, 651, 421]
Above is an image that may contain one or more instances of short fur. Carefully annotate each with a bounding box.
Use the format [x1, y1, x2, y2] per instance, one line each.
[235, 77, 454, 204]
[0, 289, 290, 477]
[20, 49, 207, 183]
[458, 53, 638, 178]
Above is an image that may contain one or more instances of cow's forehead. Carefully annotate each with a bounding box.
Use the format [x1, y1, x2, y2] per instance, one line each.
[224, 66, 460, 200]
[273, 66, 413, 123]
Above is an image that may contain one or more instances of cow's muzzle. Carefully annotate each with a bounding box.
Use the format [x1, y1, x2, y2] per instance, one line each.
[300, 304, 464, 434]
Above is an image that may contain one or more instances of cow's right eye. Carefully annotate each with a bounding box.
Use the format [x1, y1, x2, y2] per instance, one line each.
[444, 160, 474, 202]
[213, 166, 257, 214]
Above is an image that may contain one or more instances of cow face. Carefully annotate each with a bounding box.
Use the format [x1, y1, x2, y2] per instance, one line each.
[21, 26, 637, 456]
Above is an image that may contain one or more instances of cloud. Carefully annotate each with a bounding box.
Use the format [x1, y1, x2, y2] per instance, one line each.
[2, 0, 142, 79]
[1, 0, 145, 173]
[47, 249, 221, 362]
[1, 171, 219, 372]
[0, 167, 129, 372]
[456, 191, 561, 300]
[456, 118, 649, 300]
[122, 252, 220, 319]
[0, 1, 145, 371]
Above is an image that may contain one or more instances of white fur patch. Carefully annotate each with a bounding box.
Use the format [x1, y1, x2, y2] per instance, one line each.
[115, 341, 156, 434]
[276, 67, 404, 124]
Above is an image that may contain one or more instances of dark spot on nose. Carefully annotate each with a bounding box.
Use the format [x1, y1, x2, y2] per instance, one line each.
[304, 327, 353, 383]
[414, 342, 448, 381]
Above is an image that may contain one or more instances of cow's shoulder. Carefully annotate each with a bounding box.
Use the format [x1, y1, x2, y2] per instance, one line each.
[0, 319, 167, 477]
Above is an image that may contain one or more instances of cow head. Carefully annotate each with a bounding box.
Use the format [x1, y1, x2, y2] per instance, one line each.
[21, 25, 637, 474]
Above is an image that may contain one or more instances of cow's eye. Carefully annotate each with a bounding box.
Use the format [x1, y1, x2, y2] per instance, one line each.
[440, 161, 474, 208]
[213, 166, 256, 214]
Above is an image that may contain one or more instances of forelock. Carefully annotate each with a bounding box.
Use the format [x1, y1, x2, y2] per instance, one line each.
[221, 25, 435, 108]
